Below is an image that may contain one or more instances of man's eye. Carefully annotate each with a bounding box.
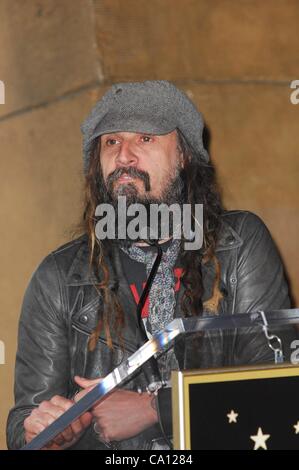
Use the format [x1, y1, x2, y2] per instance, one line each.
[106, 138, 118, 146]
[141, 135, 152, 143]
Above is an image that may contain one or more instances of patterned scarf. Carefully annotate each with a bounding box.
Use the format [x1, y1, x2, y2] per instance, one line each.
[120, 238, 181, 383]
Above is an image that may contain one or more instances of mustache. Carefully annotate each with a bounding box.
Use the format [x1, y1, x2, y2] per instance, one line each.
[106, 166, 151, 192]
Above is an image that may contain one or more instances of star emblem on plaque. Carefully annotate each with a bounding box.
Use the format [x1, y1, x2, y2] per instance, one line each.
[250, 427, 271, 450]
[227, 410, 238, 424]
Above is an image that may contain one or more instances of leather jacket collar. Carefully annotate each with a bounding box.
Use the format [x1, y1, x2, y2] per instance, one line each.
[65, 215, 243, 287]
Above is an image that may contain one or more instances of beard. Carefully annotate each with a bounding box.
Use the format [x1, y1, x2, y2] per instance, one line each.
[98, 165, 186, 245]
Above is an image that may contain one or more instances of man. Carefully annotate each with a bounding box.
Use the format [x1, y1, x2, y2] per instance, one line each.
[7, 80, 295, 450]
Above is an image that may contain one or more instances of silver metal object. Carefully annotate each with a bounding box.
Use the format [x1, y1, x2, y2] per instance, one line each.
[93, 422, 118, 450]
[258, 310, 284, 364]
[22, 308, 299, 450]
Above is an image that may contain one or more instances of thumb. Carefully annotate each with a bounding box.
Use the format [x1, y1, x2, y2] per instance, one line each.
[73, 376, 103, 402]
[74, 375, 102, 389]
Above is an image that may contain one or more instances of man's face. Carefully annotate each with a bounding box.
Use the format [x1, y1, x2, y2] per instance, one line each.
[99, 130, 184, 203]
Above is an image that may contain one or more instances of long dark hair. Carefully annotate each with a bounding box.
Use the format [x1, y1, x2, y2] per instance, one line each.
[76, 130, 225, 351]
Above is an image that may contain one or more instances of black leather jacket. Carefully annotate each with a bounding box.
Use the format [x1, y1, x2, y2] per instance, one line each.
[6, 210, 296, 450]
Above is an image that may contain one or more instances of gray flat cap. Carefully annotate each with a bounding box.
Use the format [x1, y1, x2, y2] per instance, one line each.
[81, 80, 209, 173]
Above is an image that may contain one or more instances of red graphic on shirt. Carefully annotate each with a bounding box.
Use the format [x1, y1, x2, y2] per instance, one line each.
[129, 267, 184, 318]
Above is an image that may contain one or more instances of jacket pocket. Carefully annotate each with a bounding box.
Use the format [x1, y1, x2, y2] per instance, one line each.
[70, 322, 126, 378]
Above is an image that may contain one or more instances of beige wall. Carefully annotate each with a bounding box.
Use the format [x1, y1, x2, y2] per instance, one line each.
[1, 0, 299, 449]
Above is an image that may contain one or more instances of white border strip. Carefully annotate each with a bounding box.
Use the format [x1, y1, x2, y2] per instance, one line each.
[177, 371, 186, 450]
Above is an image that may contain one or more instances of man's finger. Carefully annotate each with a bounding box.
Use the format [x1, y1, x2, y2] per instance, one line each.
[52, 433, 65, 447]
[73, 376, 103, 402]
[60, 425, 75, 443]
[79, 412, 93, 429]
[51, 395, 73, 410]
[74, 375, 102, 389]
[39, 400, 76, 441]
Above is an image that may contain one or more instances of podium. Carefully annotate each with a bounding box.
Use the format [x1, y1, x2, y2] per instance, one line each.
[172, 364, 299, 450]
[22, 308, 299, 450]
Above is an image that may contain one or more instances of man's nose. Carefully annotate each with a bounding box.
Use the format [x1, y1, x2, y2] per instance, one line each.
[115, 141, 138, 167]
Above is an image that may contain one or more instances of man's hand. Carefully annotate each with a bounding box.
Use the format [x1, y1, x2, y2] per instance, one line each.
[24, 395, 92, 450]
[74, 376, 158, 442]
